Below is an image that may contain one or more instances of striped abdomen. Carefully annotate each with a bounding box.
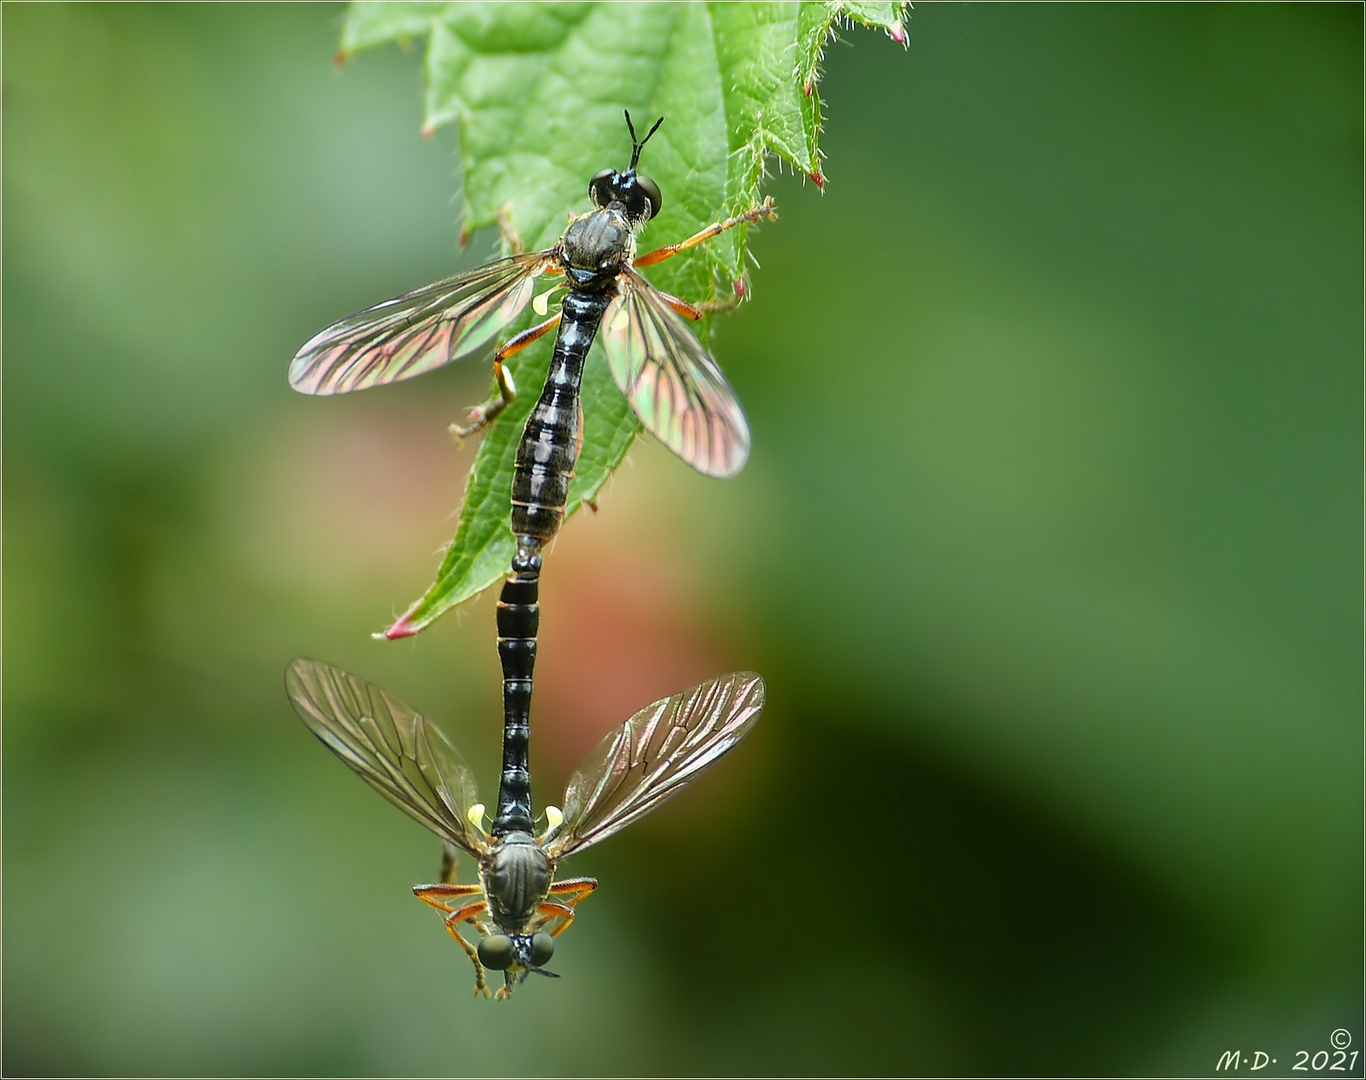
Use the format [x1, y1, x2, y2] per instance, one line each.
[492, 288, 612, 837]
[509, 290, 613, 544]
[492, 544, 539, 835]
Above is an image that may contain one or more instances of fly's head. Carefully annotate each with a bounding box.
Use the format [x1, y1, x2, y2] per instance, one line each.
[477, 929, 559, 997]
[588, 168, 660, 227]
[589, 111, 664, 227]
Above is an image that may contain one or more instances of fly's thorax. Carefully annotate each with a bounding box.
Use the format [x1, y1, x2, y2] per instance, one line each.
[482, 832, 552, 930]
[561, 208, 636, 290]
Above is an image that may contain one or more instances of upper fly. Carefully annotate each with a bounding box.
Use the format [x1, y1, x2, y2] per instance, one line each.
[288, 109, 775, 481]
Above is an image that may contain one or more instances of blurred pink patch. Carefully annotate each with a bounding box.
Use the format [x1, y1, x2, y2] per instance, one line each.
[243, 402, 472, 596]
[531, 469, 736, 773]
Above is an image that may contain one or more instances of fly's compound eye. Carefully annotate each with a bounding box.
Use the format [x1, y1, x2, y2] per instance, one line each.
[528, 932, 555, 968]
[635, 174, 662, 220]
[478, 934, 515, 971]
[589, 169, 616, 208]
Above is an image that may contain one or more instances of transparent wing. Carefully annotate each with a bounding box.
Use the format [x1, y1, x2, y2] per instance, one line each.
[288, 251, 555, 394]
[545, 672, 766, 859]
[600, 269, 751, 478]
[285, 658, 488, 857]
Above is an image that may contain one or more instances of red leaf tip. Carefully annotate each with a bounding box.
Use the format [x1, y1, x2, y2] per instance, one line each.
[810, 170, 826, 189]
[333, 49, 349, 69]
[383, 612, 420, 640]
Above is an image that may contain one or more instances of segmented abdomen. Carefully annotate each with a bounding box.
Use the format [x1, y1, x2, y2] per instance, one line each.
[492, 289, 612, 838]
[509, 292, 612, 543]
[492, 545, 539, 835]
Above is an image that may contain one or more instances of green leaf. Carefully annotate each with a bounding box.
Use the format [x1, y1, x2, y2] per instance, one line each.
[340, 1, 909, 638]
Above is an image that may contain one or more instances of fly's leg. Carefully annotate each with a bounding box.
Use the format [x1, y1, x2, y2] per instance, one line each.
[651, 290, 741, 321]
[451, 355, 517, 443]
[656, 291, 704, 321]
[635, 199, 775, 314]
[539, 876, 599, 937]
[548, 876, 598, 906]
[534, 900, 578, 939]
[634, 196, 777, 268]
[441, 903, 492, 998]
[451, 313, 562, 441]
[414, 882, 484, 910]
[414, 883, 494, 997]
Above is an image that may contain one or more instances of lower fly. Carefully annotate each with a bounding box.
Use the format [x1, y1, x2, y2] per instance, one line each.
[285, 658, 764, 998]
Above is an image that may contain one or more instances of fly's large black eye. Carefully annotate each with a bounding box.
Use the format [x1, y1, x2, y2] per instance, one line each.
[589, 169, 616, 208]
[635, 175, 662, 220]
[528, 932, 555, 967]
[478, 934, 514, 970]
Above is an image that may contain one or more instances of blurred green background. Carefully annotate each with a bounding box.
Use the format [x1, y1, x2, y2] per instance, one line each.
[5, 4, 1361, 1076]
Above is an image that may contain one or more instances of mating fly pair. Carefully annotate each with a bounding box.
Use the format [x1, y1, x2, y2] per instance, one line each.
[285, 115, 774, 995]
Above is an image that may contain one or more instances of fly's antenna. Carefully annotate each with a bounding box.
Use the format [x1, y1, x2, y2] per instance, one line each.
[625, 109, 664, 170]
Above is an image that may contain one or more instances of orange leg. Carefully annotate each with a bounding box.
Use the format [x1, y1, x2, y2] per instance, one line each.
[535, 900, 577, 937]
[414, 883, 494, 997]
[414, 881, 483, 911]
[650, 289, 743, 321]
[655, 290, 704, 321]
[548, 876, 598, 903]
[451, 313, 563, 440]
[634, 197, 777, 268]
[539, 876, 598, 937]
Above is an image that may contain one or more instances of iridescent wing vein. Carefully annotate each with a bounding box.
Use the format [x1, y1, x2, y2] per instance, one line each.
[547, 671, 766, 858]
[289, 252, 555, 395]
[600, 268, 751, 479]
[285, 658, 487, 855]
